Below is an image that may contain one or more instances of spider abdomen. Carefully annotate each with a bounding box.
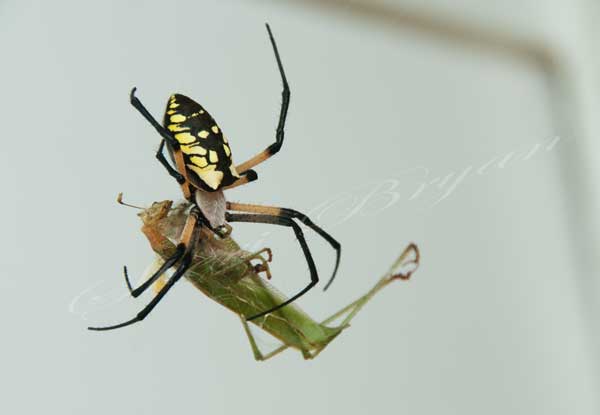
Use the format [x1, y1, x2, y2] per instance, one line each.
[163, 94, 240, 191]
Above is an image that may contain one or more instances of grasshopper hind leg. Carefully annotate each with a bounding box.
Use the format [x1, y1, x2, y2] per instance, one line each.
[240, 316, 296, 361]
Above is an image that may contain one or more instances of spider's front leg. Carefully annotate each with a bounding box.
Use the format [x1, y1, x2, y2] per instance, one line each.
[155, 139, 185, 185]
[130, 87, 193, 200]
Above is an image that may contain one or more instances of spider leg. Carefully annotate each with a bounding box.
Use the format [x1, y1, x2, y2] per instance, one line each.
[123, 243, 185, 298]
[222, 169, 258, 191]
[88, 253, 195, 331]
[236, 24, 290, 174]
[129, 87, 179, 149]
[225, 212, 318, 321]
[130, 88, 192, 199]
[156, 139, 185, 184]
[88, 209, 203, 331]
[227, 202, 341, 290]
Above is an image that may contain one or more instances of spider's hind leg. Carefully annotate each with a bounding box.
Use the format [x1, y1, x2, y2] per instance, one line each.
[225, 212, 319, 321]
[88, 208, 204, 331]
[227, 202, 341, 289]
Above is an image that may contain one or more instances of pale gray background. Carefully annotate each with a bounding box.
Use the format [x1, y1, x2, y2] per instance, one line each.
[1, 0, 600, 414]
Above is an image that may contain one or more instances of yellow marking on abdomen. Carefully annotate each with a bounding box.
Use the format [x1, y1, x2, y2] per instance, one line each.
[190, 168, 223, 190]
[168, 124, 189, 132]
[188, 162, 215, 172]
[224, 144, 231, 157]
[190, 156, 208, 168]
[181, 145, 207, 156]
[174, 132, 196, 144]
[170, 114, 186, 123]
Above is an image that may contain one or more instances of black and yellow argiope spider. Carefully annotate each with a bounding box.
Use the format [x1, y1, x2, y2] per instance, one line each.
[88, 24, 341, 331]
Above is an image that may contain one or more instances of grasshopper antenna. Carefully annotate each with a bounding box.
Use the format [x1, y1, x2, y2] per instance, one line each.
[117, 192, 145, 210]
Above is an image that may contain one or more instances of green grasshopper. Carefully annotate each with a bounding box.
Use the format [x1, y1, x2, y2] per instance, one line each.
[132, 199, 420, 361]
